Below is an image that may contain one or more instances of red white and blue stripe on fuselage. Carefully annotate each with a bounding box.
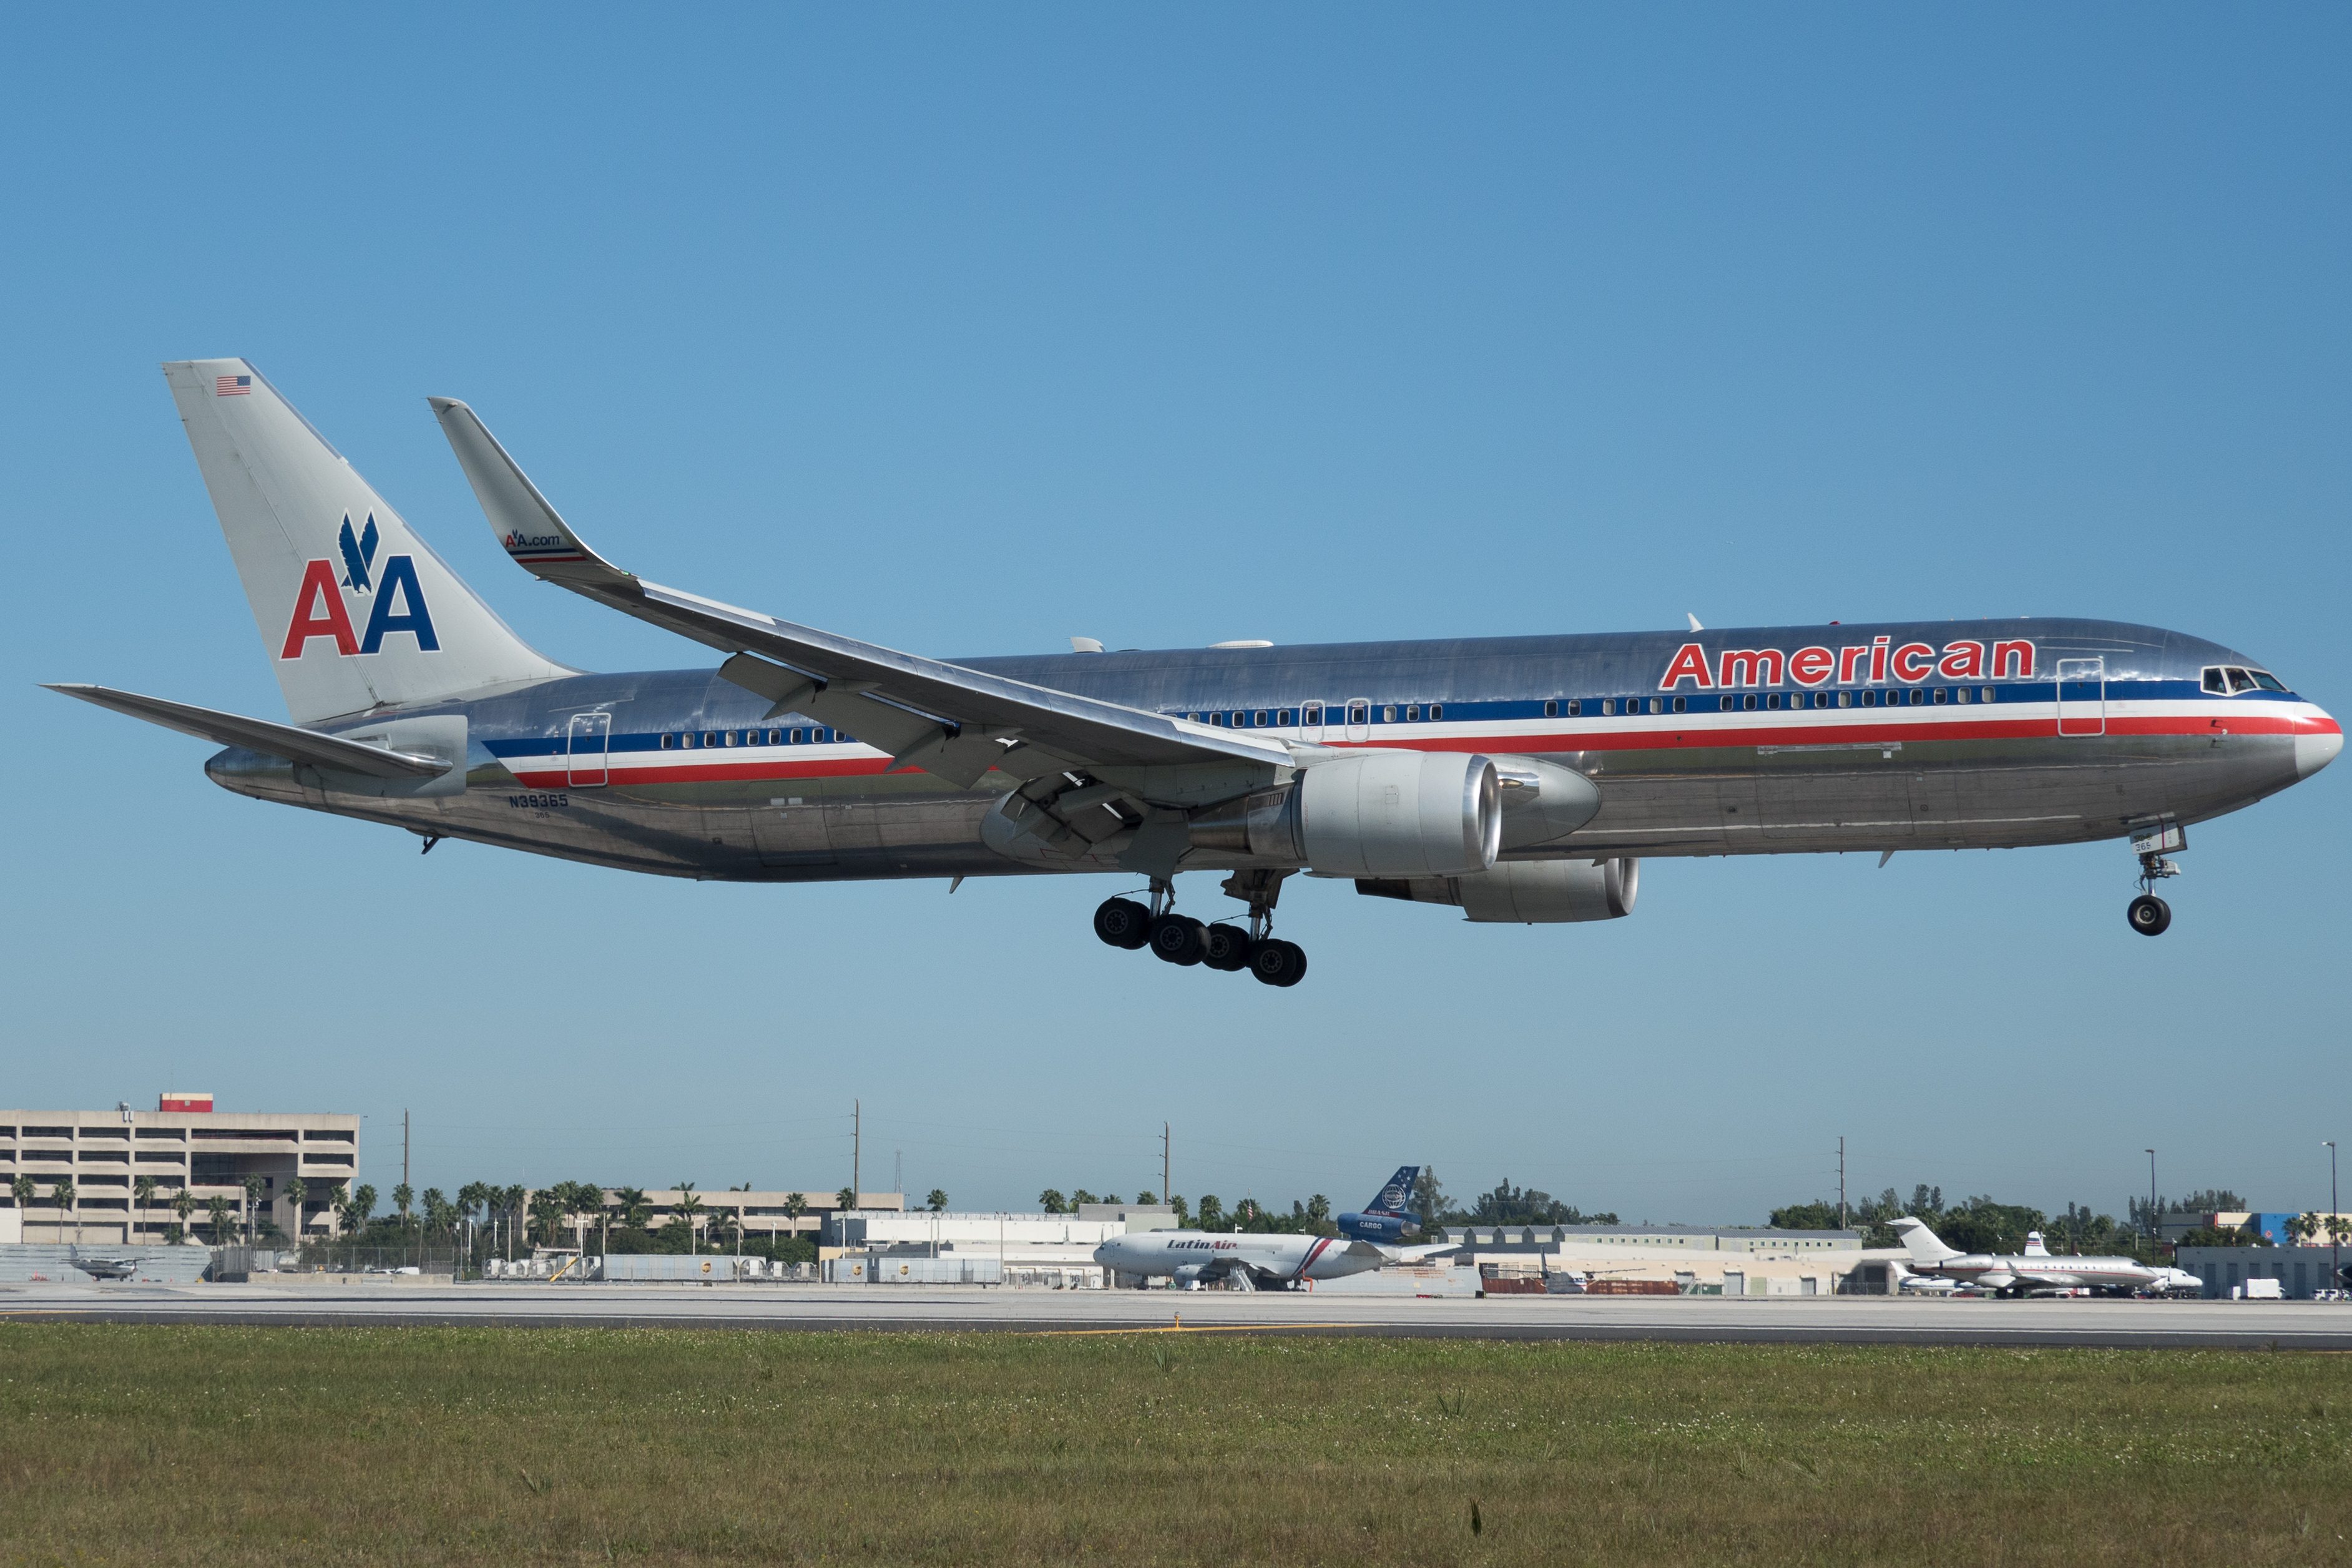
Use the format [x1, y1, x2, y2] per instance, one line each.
[481, 677, 2334, 791]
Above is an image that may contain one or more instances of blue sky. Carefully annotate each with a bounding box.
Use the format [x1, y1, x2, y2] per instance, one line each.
[4, 9, 2345, 1224]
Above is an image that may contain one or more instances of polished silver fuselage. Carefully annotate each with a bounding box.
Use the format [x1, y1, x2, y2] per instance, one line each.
[203, 616, 2338, 883]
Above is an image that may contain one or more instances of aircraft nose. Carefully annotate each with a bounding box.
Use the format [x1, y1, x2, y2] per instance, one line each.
[2297, 723, 2343, 780]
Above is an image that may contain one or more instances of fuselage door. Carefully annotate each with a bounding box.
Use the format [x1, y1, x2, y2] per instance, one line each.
[566, 710, 611, 786]
[1345, 698, 1371, 743]
[1300, 701, 1323, 743]
[2056, 658, 2105, 737]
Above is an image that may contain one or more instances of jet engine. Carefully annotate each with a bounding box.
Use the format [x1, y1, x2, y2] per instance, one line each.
[1355, 857, 1639, 923]
[1188, 750, 1501, 878]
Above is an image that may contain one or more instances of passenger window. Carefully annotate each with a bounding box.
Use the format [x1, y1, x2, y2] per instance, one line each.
[1649, 698, 1664, 715]
[1671, 697, 1687, 714]
[682, 733, 697, 748]
[1383, 706, 1397, 722]
[1743, 695, 1758, 712]
[1303, 703, 1321, 727]
[1980, 687, 1994, 702]
[1405, 705, 1419, 722]
[723, 731, 737, 747]
[1254, 711, 1268, 727]
[1429, 704, 1443, 721]
[1953, 688, 1968, 704]
[1567, 700, 1582, 717]
[2202, 667, 2228, 695]
[1933, 688, 1948, 704]
[1764, 693, 1780, 710]
[1544, 700, 1559, 718]
[1348, 702, 1368, 726]
[660, 733, 674, 750]
[1908, 690, 1923, 706]
[1720, 696, 1735, 712]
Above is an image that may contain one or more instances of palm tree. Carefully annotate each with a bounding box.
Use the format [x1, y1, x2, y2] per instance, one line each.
[243, 1175, 266, 1243]
[51, 1177, 79, 1245]
[349, 1183, 378, 1234]
[1038, 1189, 1065, 1215]
[782, 1190, 808, 1242]
[10, 1174, 33, 1227]
[171, 1187, 196, 1244]
[284, 1176, 307, 1251]
[671, 1183, 705, 1252]
[926, 1188, 949, 1213]
[206, 1194, 234, 1245]
[501, 1185, 527, 1259]
[393, 1182, 416, 1239]
[133, 1175, 157, 1242]
[612, 1186, 650, 1233]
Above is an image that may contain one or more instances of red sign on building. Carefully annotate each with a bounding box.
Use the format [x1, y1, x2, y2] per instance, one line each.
[158, 1092, 213, 1113]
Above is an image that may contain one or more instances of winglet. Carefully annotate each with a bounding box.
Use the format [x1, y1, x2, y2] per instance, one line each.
[1686, 612, 1704, 633]
[429, 398, 637, 597]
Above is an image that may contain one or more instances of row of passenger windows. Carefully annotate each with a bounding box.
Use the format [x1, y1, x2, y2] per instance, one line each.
[656, 727, 838, 750]
[1179, 689, 2006, 729]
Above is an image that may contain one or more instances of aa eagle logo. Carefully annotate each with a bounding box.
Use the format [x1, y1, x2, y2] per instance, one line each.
[281, 512, 439, 659]
[337, 514, 380, 594]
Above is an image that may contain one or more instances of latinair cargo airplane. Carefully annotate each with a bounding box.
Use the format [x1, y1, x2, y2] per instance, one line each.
[50, 361, 2341, 986]
[1892, 1217, 2200, 1298]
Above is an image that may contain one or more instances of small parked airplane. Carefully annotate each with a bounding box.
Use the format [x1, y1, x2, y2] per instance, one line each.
[1893, 1217, 2200, 1297]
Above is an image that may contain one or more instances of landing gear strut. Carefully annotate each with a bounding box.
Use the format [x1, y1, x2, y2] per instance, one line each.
[2127, 824, 2182, 938]
[1090, 871, 1307, 986]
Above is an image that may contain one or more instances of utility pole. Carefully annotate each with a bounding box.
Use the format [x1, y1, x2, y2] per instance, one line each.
[852, 1100, 861, 1207]
[1163, 1122, 1170, 1204]
[2328, 1141, 2340, 1296]
[1838, 1137, 1846, 1230]
[2145, 1149, 2158, 1253]
[403, 1110, 411, 1192]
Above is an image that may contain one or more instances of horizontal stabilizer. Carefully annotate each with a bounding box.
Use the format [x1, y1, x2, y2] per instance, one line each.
[44, 685, 449, 779]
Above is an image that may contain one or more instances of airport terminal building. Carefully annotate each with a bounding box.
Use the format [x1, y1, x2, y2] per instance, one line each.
[0, 1097, 360, 1245]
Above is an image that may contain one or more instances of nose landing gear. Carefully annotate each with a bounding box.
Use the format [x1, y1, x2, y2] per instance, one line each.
[2126, 820, 2183, 937]
[1091, 871, 1307, 986]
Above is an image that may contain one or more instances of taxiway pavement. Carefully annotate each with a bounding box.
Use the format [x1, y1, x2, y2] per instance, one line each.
[3, 1282, 2346, 1348]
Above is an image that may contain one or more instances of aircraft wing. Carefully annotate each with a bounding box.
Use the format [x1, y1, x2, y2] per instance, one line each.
[1384, 1241, 1463, 1263]
[44, 685, 451, 779]
[431, 398, 1300, 798]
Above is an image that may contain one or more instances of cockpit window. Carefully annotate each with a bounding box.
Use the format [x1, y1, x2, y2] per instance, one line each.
[2202, 667, 2228, 695]
[2248, 670, 2287, 693]
[2226, 667, 2257, 693]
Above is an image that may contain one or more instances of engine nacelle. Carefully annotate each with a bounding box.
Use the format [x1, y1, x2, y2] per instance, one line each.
[1190, 751, 1501, 878]
[1356, 857, 1639, 923]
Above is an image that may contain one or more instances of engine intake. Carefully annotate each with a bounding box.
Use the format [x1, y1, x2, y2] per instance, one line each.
[1356, 857, 1639, 923]
[1187, 751, 1502, 878]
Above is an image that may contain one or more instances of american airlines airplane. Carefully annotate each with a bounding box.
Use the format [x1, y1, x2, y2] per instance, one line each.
[1893, 1217, 2200, 1297]
[50, 360, 2340, 986]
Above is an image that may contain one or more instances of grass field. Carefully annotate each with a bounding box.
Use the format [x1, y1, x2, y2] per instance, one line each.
[1, 1323, 2346, 1566]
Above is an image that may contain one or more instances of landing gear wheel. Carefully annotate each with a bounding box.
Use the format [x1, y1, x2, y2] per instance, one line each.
[1094, 897, 1152, 949]
[1148, 914, 1207, 966]
[1248, 938, 1308, 987]
[2127, 894, 2171, 936]
[1200, 924, 1252, 971]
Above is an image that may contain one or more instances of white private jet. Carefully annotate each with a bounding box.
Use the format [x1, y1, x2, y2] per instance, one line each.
[1893, 1217, 2199, 1298]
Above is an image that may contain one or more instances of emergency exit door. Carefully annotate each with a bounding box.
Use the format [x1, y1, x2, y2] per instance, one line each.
[566, 711, 611, 785]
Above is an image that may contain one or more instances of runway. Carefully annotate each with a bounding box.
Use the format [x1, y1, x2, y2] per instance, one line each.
[4, 1281, 2348, 1348]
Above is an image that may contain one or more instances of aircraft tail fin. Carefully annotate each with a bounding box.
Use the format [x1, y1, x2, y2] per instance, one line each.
[1891, 1216, 1960, 1264]
[161, 360, 566, 724]
[1363, 1165, 1420, 1217]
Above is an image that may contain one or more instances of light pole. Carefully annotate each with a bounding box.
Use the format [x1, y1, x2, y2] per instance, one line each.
[2328, 1141, 2340, 1298]
[2145, 1149, 2158, 1255]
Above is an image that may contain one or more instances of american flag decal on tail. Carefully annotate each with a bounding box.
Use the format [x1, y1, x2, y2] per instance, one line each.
[215, 375, 252, 396]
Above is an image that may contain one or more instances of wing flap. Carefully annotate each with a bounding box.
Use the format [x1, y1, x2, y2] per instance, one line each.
[45, 685, 450, 779]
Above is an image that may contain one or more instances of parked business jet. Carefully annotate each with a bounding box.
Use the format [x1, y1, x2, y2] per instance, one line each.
[1336, 1166, 1424, 1243]
[51, 362, 2340, 985]
[1892, 1217, 2199, 1297]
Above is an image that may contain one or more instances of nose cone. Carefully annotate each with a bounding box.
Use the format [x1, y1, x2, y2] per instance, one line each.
[2298, 725, 2343, 780]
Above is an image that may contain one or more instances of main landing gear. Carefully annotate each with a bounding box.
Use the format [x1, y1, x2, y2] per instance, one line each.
[2127, 823, 2183, 937]
[1093, 872, 1306, 987]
